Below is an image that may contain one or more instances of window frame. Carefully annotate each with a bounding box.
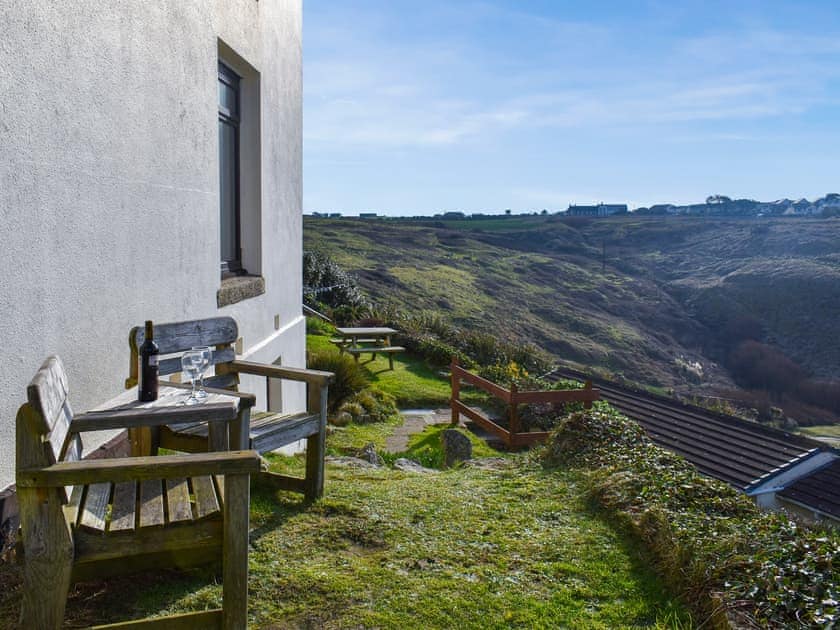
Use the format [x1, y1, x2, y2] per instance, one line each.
[218, 61, 244, 276]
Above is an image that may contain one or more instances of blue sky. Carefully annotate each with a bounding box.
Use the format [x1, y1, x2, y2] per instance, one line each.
[303, 1, 840, 215]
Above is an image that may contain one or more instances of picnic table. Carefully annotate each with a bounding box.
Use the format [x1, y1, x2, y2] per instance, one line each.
[332, 327, 405, 370]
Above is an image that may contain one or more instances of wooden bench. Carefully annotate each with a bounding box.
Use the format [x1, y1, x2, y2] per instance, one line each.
[16, 355, 260, 629]
[345, 346, 405, 370]
[330, 337, 379, 349]
[127, 317, 334, 499]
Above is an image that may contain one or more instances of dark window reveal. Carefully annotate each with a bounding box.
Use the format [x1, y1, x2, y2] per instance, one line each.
[218, 62, 242, 275]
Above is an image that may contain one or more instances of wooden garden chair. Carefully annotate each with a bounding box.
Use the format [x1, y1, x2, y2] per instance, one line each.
[16, 355, 260, 629]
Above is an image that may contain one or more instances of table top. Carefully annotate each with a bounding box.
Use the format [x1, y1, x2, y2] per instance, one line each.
[91, 383, 240, 414]
[335, 327, 397, 336]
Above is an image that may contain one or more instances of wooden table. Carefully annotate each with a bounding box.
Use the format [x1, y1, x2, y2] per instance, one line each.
[333, 327, 404, 369]
[334, 327, 397, 349]
[76, 383, 253, 455]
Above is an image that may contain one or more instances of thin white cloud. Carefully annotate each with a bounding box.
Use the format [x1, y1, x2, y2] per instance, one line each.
[305, 3, 840, 149]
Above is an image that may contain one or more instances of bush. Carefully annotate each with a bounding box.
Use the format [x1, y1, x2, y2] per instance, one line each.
[728, 340, 805, 394]
[306, 350, 368, 412]
[543, 405, 840, 628]
[303, 251, 368, 312]
[306, 316, 334, 336]
[339, 387, 399, 424]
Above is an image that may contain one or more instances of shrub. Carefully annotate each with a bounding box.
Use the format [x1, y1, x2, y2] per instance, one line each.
[728, 340, 805, 394]
[306, 350, 368, 412]
[306, 316, 334, 336]
[303, 251, 368, 312]
[543, 405, 840, 628]
[418, 337, 472, 368]
[340, 387, 399, 424]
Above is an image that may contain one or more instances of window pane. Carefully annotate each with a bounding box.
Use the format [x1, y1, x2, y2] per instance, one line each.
[219, 119, 237, 263]
[219, 80, 239, 118]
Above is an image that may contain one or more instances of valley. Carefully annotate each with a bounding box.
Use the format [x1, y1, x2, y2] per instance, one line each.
[304, 214, 840, 425]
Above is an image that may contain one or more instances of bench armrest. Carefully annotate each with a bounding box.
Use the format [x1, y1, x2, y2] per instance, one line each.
[229, 360, 334, 386]
[17, 450, 261, 487]
[71, 402, 238, 432]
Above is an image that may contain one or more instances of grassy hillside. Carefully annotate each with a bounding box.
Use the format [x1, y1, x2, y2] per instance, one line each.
[304, 215, 840, 422]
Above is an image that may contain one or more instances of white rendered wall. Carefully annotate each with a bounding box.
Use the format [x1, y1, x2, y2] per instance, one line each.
[0, 0, 304, 489]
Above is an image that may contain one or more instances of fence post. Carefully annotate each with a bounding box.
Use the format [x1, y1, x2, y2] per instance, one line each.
[584, 380, 593, 410]
[509, 383, 520, 439]
[450, 356, 460, 426]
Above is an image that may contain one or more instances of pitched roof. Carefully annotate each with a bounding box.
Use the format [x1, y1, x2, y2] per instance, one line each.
[551, 369, 828, 490]
[777, 459, 840, 519]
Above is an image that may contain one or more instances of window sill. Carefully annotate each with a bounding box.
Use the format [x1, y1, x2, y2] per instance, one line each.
[217, 275, 265, 308]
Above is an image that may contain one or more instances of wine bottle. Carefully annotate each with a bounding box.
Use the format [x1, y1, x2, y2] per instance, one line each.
[139, 320, 160, 402]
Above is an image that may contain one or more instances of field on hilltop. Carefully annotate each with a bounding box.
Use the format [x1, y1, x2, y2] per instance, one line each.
[304, 214, 840, 424]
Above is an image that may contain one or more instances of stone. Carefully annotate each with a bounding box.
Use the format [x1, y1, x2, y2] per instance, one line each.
[442, 429, 472, 468]
[393, 458, 437, 474]
[325, 456, 380, 469]
[462, 457, 511, 471]
[359, 442, 384, 466]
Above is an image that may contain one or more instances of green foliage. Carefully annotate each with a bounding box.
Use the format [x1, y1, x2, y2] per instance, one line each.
[303, 250, 369, 314]
[306, 350, 369, 412]
[383, 424, 501, 470]
[305, 315, 334, 336]
[338, 387, 400, 424]
[543, 404, 840, 628]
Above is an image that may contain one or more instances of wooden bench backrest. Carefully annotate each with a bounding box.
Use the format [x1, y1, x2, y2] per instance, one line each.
[128, 316, 239, 390]
[18, 355, 82, 503]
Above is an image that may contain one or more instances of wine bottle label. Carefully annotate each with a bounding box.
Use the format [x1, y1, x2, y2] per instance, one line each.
[149, 356, 159, 366]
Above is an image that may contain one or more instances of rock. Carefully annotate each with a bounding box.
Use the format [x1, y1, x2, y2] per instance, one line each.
[331, 411, 352, 427]
[359, 442, 383, 466]
[462, 457, 511, 470]
[393, 458, 437, 474]
[325, 456, 380, 469]
[442, 429, 472, 468]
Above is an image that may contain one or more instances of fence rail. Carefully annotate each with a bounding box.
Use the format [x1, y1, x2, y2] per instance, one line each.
[450, 358, 599, 447]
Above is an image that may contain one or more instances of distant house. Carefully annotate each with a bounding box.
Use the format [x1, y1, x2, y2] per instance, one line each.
[0, 2, 306, 493]
[359, 213, 378, 219]
[567, 203, 628, 217]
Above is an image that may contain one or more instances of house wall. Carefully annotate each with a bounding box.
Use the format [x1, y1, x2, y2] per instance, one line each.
[0, 0, 304, 490]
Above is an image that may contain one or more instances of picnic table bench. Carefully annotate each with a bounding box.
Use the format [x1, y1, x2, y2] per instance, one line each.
[331, 327, 405, 370]
[16, 356, 260, 629]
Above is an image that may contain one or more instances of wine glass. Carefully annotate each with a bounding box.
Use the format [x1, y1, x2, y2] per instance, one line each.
[192, 346, 213, 399]
[181, 351, 202, 405]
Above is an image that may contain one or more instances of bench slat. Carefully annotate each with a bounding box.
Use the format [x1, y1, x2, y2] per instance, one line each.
[79, 483, 111, 532]
[166, 478, 193, 523]
[192, 476, 220, 519]
[158, 347, 235, 378]
[139, 480, 165, 528]
[110, 482, 137, 532]
[64, 483, 84, 527]
[47, 400, 74, 465]
[132, 317, 237, 356]
[345, 346, 405, 354]
[27, 356, 70, 434]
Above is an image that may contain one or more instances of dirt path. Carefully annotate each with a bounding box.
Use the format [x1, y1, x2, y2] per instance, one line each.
[385, 409, 452, 453]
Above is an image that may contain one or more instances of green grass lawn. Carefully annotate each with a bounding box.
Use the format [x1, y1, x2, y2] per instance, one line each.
[0, 334, 692, 627]
[308, 332, 482, 409]
[799, 423, 840, 438]
[2, 455, 690, 628]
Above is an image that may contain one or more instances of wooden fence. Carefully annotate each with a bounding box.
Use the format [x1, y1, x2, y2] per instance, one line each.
[449, 358, 600, 447]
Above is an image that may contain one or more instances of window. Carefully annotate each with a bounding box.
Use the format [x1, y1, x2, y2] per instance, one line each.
[219, 62, 242, 275]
